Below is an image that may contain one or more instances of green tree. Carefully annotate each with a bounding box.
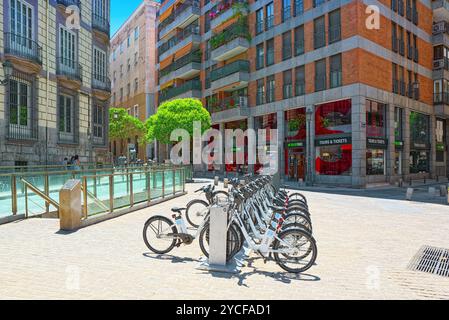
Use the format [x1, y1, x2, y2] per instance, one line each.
[109, 107, 146, 154]
[144, 98, 211, 144]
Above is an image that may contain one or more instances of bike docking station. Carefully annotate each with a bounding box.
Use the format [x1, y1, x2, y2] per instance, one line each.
[197, 201, 247, 274]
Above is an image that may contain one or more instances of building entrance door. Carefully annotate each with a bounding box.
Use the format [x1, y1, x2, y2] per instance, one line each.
[288, 148, 306, 181]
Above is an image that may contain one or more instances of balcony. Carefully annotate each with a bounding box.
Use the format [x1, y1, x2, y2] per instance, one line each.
[433, 0, 449, 21]
[434, 92, 449, 104]
[209, 96, 249, 123]
[158, 0, 200, 40]
[434, 57, 449, 70]
[4, 33, 42, 73]
[210, 60, 250, 91]
[210, 23, 250, 61]
[158, 25, 201, 61]
[159, 51, 202, 85]
[210, 0, 248, 29]
[56, 0, 81, 9]
[159, 79, 202, 102]
[56, 58, 83, 90]
[92, 75, 112, 101]
[92, 13, 110, 42]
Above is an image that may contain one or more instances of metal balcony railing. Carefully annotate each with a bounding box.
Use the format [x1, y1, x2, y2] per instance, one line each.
[265, 15, 274, 30]
[210, 22, 250, 50]
[210, 60, 249, 82]
[159, 79, 202, 102]
[434, 92, 449, 104]
[159, 0, 200, 31]
[159, 51, 201, 78]
[433, 57, 449, 70]
[4, 33, 42, 65]
[282, 6, 291, 22]
[56, 58, 83, 82]
[209, 0, 246, 20]
[256, 20, 264, 34]
[314, 29, 326, 48]
[56, 0, 81, 8]
[294, 0, 304, 16]
[158, 25, 200, 56]
[208, 96, 248, 113]
[92, 13, 110, 36]
[92, 75, 111, 92]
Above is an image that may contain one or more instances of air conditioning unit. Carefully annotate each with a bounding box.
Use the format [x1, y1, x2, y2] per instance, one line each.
[433, 21, 446, 35]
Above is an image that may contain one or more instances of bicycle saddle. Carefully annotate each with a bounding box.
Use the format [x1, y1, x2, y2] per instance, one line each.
[171, 207, 186, 213]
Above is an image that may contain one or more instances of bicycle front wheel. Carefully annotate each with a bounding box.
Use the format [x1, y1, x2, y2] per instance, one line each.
[273, 229, 317, 274]
[143, 216, 178, 254]
[185, 199, 209, 228]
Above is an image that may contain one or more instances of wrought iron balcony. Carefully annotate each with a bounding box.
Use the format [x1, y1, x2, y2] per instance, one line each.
[207, 96, 248, 113]
[56, 0, 81, 8]
[4, 33, 42, 65]
[92, 75, 111, 92]
[210, 60, 250, 82]
[158, 24, 200, 57]
[158, 0, 200, 37]
[92, 13, 110, 37]
[159, 79, 202, 102]
[56, 58, 82, 82]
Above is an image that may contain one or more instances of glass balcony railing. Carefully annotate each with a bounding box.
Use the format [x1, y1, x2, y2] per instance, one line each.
[4, 33, 42, 65]
[159, 79, 202, 102]
[210, 22, 250, 50]
[210, 60, 249, 82]
[159, 51, 201, 79]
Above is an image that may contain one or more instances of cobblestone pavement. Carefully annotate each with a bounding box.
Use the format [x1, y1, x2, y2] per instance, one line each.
[1, 182, 449, 300]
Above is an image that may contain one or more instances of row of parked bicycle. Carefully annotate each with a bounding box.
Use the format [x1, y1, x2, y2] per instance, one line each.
[143, 175, 317, 274]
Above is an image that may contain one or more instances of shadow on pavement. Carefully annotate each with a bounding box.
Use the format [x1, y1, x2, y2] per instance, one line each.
[143, 252, 201, 264]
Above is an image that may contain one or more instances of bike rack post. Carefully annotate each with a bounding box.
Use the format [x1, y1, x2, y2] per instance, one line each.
[197, 203, 242, 274]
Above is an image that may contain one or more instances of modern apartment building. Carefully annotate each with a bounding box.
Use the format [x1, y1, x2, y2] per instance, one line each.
[0, 0, 111, 166]
[155, 0, 447, 188]
[110, 0, 159, 162]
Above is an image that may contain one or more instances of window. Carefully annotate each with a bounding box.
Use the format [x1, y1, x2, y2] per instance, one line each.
[127, 35, 131, 47]
[256, 79, 265, 105]
[295, 66, 305, 96]
[294, 25, 304, 56]
[315, 99, 352, 136]
[127, 58, 131, 72]
[392, 22, 398, 52]
[256, 8, 264, 34]
[316, 145, 352, 176]
[436, 119, 446, 162]
[367, 149, 386, 175]
[398, 26, 404, 55]
[315, 59, 326, 92]
[134, 105, 139, 118]
[10, 0, 33, 44]
[127, 83, 131, 97]
[314, 16, 325, 49]
[93, 104, 105, 142]
[120, 88, 123, 102]
[134, 26, 140, 40]
[282, 32, 292, 60]
[283, 70, 293, 99]
[93, 47, 107, 83]
[330, 54, 342, 88]
[58, 94, 74, 137]
[313, 0, 326, 7]
[294, 0, 304, 16]
[266, 38, 275, 66]
[256, 43, 264, 70]
[282, 0, 291, 22]
[113, 71, 116, 82]
[266, 75, 275, 103]
[366, 100, 386, 137]
[93, 0, 109, 19]
[392, 63, 398, 93]
[112, 93, 116, 106]
[266, 2, 274, 30]
[413, 34, 418, 62]
[120, 65, 123, 77]
[8, 78, 32, 134]
[134, 78, 139, 92]
[120, 42, 124, 53]
[205, 10, 211, 33]
[328, 9, 341, 44]
[134, 52, 139, 65]
[59, 26, 77, 71]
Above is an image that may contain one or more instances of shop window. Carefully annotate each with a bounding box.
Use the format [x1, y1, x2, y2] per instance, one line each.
[315, 99, 352, 136]
[316, 144, 352, 176]
[410, 151, 429, 173]
[366, 100, 386, 137]
[285, 108, 306, 141]
[367, 149, 386, 175]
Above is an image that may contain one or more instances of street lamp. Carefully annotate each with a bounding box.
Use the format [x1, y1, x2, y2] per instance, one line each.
[113, 111, 119, 119]
[0, 61, 13, 85]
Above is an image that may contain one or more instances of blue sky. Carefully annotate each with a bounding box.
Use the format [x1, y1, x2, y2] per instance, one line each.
[111, 0, 160, 36]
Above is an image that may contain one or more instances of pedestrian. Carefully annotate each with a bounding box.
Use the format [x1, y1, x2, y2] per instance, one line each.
[73, 155, 81, 171]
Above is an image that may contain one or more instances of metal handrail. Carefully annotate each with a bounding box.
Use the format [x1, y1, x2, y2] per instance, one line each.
[21, 178, 60, 210]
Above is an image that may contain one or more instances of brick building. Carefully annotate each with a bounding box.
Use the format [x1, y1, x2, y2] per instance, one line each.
[0, 0, 111, 166]
[110, 0, 160, 162]
[155, 0, 449, 187]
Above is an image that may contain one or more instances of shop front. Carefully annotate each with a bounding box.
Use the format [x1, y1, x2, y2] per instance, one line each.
[314, 99, 353, 180]
[394, 107, 404, 176]
[225, 119, 248, 174]
[366, 100, 387, 178]
[255, 114, 277, 174]
[409, 112, 431, 174]
[435, 118, 447, 177]
[285, 108, 307, 182]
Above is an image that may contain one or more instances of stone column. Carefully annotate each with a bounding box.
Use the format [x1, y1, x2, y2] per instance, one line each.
[351, 95, 367, 188]
[386, 104, 396, 184]
[306, 105, 316, 186]
[277, 110, 285, 183]
[247, 116, 255, 174]
[430, 115, 436, 179]
[219, 122, 225, 175]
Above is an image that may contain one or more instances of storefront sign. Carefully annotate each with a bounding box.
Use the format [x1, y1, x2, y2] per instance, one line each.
[395, 140, 404, 150]
[367, 137, 388, 149]
[315, 137, 352, 146]
[413, 143, 430, 150]
[286, 141, 305, 148]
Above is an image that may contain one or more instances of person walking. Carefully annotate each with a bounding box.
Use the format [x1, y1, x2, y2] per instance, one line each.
[73, 155, 81, 171]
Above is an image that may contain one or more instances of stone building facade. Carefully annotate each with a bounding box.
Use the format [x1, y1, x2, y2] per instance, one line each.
[0, 0, 111, 166]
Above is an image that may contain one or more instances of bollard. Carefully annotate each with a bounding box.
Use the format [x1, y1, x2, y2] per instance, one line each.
[214, 176, 219, 186]
[223, 178, 229, 189]
[406, 188, 414, 201]
[208, 204, 229, 266]
[429, 187, 436, 196]
[59, 180, 82, 231]
[440, 185, 447, 197]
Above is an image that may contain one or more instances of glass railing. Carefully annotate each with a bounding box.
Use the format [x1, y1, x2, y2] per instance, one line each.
[0, 165, 190, 220]
[210, 60, 250, 82]
[210, 22, 250, 50]
[4, 33, 42, 65]
[159, 79, 202, 102]
[159, 51, 201, 78]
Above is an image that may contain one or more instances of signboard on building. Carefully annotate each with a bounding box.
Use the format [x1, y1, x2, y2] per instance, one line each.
[367, 137, 388, 149]
[315, 136, 352, 146]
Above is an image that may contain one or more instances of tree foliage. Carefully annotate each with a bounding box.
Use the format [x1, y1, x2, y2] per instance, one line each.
[109, 107, 146, 142]
[144, 98, 211, 144]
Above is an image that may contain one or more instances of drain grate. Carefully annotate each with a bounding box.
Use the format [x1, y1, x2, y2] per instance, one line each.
[408, 246, 449, 278]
